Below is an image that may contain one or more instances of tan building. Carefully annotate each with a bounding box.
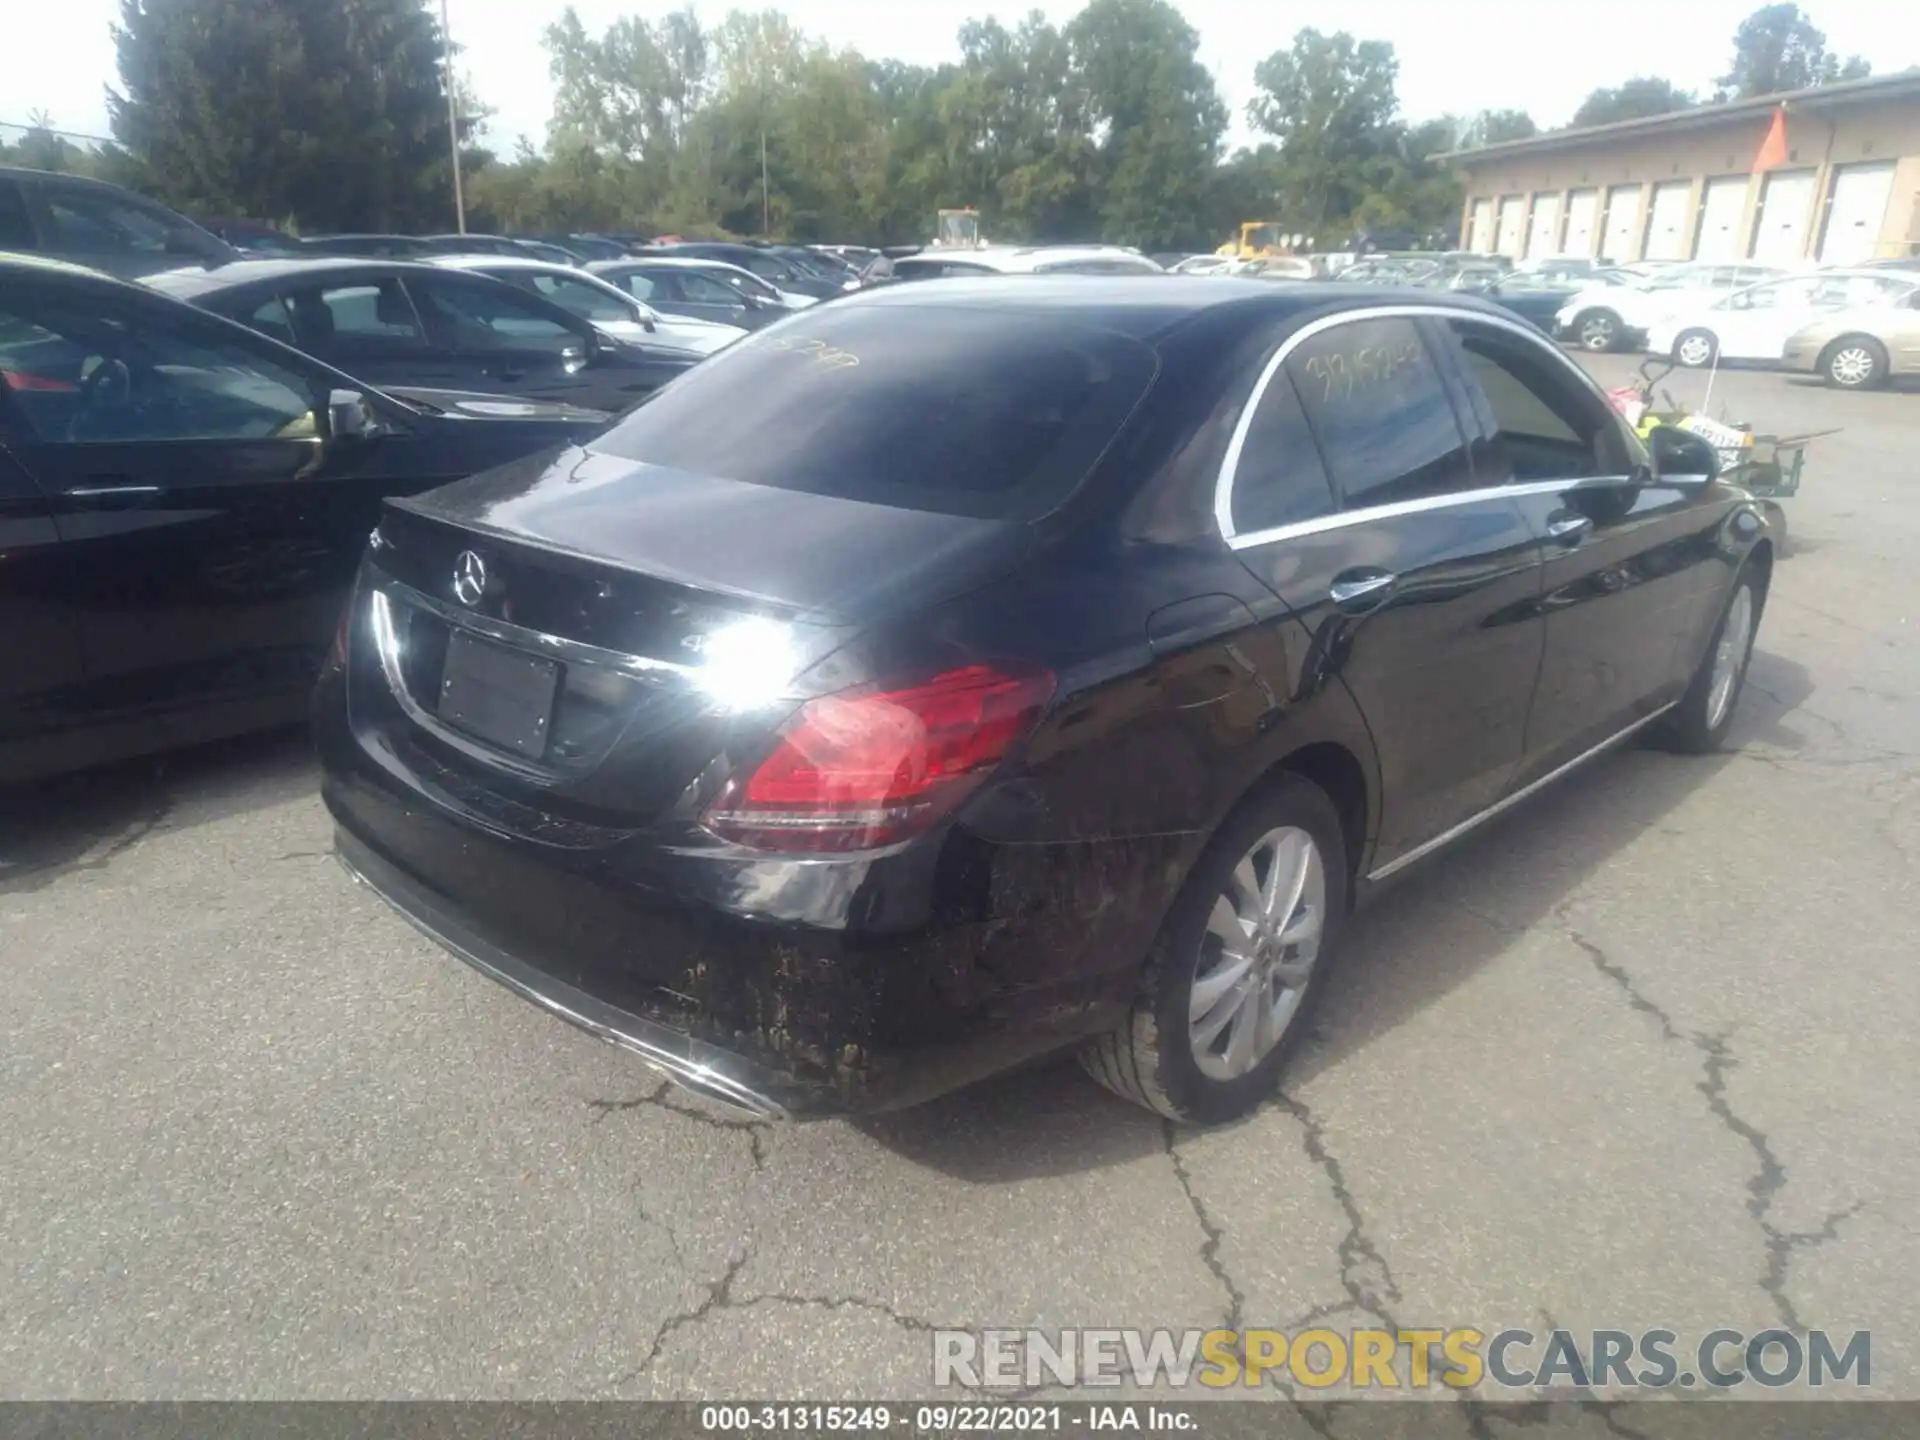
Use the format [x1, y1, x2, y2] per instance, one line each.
[1445, 70, 1920, 266]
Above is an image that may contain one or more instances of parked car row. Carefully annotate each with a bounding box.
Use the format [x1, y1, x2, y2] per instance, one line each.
[1554, 260, 1920, 388]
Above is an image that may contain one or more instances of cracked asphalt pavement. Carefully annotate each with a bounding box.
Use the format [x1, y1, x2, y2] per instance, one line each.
[2, 361, 1916, 1408]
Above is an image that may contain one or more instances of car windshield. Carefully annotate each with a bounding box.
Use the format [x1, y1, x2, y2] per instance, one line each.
[587, 305, 1158, 521]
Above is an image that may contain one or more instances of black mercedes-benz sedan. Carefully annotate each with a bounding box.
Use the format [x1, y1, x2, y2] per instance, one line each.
[0, 255, 611, 783]
[145, 258, 701, 416]
[317, 278, 1775, 1124]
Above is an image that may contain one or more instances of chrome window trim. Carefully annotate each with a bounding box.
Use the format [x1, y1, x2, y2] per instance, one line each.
[1214, 302, 1640, 544]
[1227, 477, 1585, 551]
[1365, 702, 1676, 882]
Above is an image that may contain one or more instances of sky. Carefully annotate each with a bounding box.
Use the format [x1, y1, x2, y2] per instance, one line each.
[3, 0, 1917, 156]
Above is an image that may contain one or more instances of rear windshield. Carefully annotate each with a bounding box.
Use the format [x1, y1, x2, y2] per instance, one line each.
[588, 304, 1158, 520]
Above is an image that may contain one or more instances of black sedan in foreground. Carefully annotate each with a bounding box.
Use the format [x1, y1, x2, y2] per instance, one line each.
[145, 258, 701, 416]
[318, 279, 1774, 1124]
[0, 256, 609, 783]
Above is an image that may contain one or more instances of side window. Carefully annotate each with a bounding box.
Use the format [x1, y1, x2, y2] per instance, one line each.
[619, 271, 663, 302]
[1446, 319, 1631, 482]
[41, 189, 198, 256]
[0, 182, 37, 249]
[247, 296, 298, 346]
[0, 294, 317, 444]
[527, 274, 632, 324]
[1283, 317, 1475, 508]
[411, 277, 583, 352]
[282, 280, 426, 348]
[1230, 367, 1335, 534]
[738, 254, 791, 282]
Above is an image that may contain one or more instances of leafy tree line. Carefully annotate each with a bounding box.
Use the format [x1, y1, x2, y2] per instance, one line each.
[0, 0, 1876, 249]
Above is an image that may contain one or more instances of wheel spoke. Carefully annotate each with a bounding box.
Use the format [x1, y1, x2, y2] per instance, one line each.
[1271, 838, 1313, 927]
[1273, 955, 1315, 989]
[1279, 903, 1321, 950]
[1206, 895, 1251, 947]
[1192, 972, 1252, 1051]
[1223, 985, 1261, 1073]
[1189, 952, 1255, 1021]
[1229, 856, 1262, 917]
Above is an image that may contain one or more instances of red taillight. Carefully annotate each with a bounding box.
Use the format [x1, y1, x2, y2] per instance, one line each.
[328, 600, 353, 666]
[705, 663, 1056, 852]
[1, 370, 78, 392]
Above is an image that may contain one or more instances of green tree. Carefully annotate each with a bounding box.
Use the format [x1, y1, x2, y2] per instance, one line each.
[1067, 0, 1226, 249]
[109, 0, 465, 230]
[1570, 76, 1694, 127]
[1454, 108, 1538, 148]
[1719, 3, 1869, 98]
[1248, 29, 1402, 235]
[928, 13, 1094, 241]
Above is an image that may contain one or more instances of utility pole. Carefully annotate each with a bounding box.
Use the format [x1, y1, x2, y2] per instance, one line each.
[441, 0, 466, 233]
[760, 125, 770, 236]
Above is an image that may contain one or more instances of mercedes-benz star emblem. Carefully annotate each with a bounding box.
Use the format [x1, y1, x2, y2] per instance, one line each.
[452, 550, 488, 607]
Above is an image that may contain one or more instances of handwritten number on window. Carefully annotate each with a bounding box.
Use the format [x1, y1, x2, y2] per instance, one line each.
[1303, 338, 1421, 405]
[760, 335, 859, 370]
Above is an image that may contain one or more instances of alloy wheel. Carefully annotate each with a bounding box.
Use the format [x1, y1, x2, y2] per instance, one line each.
[1578, 315, 1616, 350]
[1677, 332, 1716, 367]
[1706, 584, 1755, 731]
[1829, 346, 1877, 387]
[1189, 826, 1326, 1082]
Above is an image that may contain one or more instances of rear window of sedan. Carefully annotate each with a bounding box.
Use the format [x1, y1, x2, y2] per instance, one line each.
[588, 305, 1158, 520]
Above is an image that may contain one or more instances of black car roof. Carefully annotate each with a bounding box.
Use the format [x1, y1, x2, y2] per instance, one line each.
[836, 276, 1520, 342]
[0, 164, 143, 192]
[142, 255, 453, 298]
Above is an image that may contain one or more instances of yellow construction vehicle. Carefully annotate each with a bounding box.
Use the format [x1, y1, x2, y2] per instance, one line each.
[1216, 222, 1292, 260]
[933, 207, 985, 248]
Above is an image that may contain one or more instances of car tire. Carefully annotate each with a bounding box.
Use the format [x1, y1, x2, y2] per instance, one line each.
[1574, 309, 1621, 351]
[1079, 773, 1349, 1124]
[1656, 561, 1765, 755]
[1674, 329, 1719, 368]
[1820, 336, 1889, 390]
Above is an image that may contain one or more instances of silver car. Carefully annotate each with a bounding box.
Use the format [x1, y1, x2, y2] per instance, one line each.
[1782, 288, 1920, 389]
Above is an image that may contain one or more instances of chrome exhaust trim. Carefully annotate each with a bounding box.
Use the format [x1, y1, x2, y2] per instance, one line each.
[332, 842, 790, 1124]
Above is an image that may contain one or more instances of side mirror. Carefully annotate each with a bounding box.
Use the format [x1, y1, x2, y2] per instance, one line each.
[328, 388, 382, 442]
[1647, 424, 1720, 480]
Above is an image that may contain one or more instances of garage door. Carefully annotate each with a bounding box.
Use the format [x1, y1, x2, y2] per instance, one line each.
[1693, 176, 1750, 261]
[1602, 185, 1644, 261]
[1819, 161, 1897, 265]
[1751, 169, 1817, 262]
[1644, 181, 1691, 260]
[1562, 189, 1599, 257]
[1496, 197, 1526, 257]
[1526, 194, 1562, 259]
[1469, 198, 1494, 254]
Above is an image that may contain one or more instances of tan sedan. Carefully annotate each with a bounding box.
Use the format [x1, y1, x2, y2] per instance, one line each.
[1783, 290, 1920, 389]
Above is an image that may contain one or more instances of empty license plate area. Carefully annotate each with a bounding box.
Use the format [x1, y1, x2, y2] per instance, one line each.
[437, 629, 562, 759]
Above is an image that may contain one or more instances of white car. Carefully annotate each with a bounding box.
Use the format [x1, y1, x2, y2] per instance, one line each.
[888, 245, 1166, 280]
[1646, 269, 1920, 368]
[1554, 262, 1784, 352]
[428, 254, 747, 355]
[593, 254, 818, 311]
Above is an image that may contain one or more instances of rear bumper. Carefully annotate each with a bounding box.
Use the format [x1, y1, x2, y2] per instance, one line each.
[333, 829, 794, 1119]
[316, 666, 1182, 1117]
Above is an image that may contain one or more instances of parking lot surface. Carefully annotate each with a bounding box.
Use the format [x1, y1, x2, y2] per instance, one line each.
[3, 358, 1916, 1414]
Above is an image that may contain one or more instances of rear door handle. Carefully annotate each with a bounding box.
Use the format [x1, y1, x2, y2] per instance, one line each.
[1545, 512, 1593, 546]
[1329, 569, 1397, 614]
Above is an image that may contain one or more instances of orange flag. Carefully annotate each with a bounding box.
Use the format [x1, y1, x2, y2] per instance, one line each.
[1753, 105, 1789, 171]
